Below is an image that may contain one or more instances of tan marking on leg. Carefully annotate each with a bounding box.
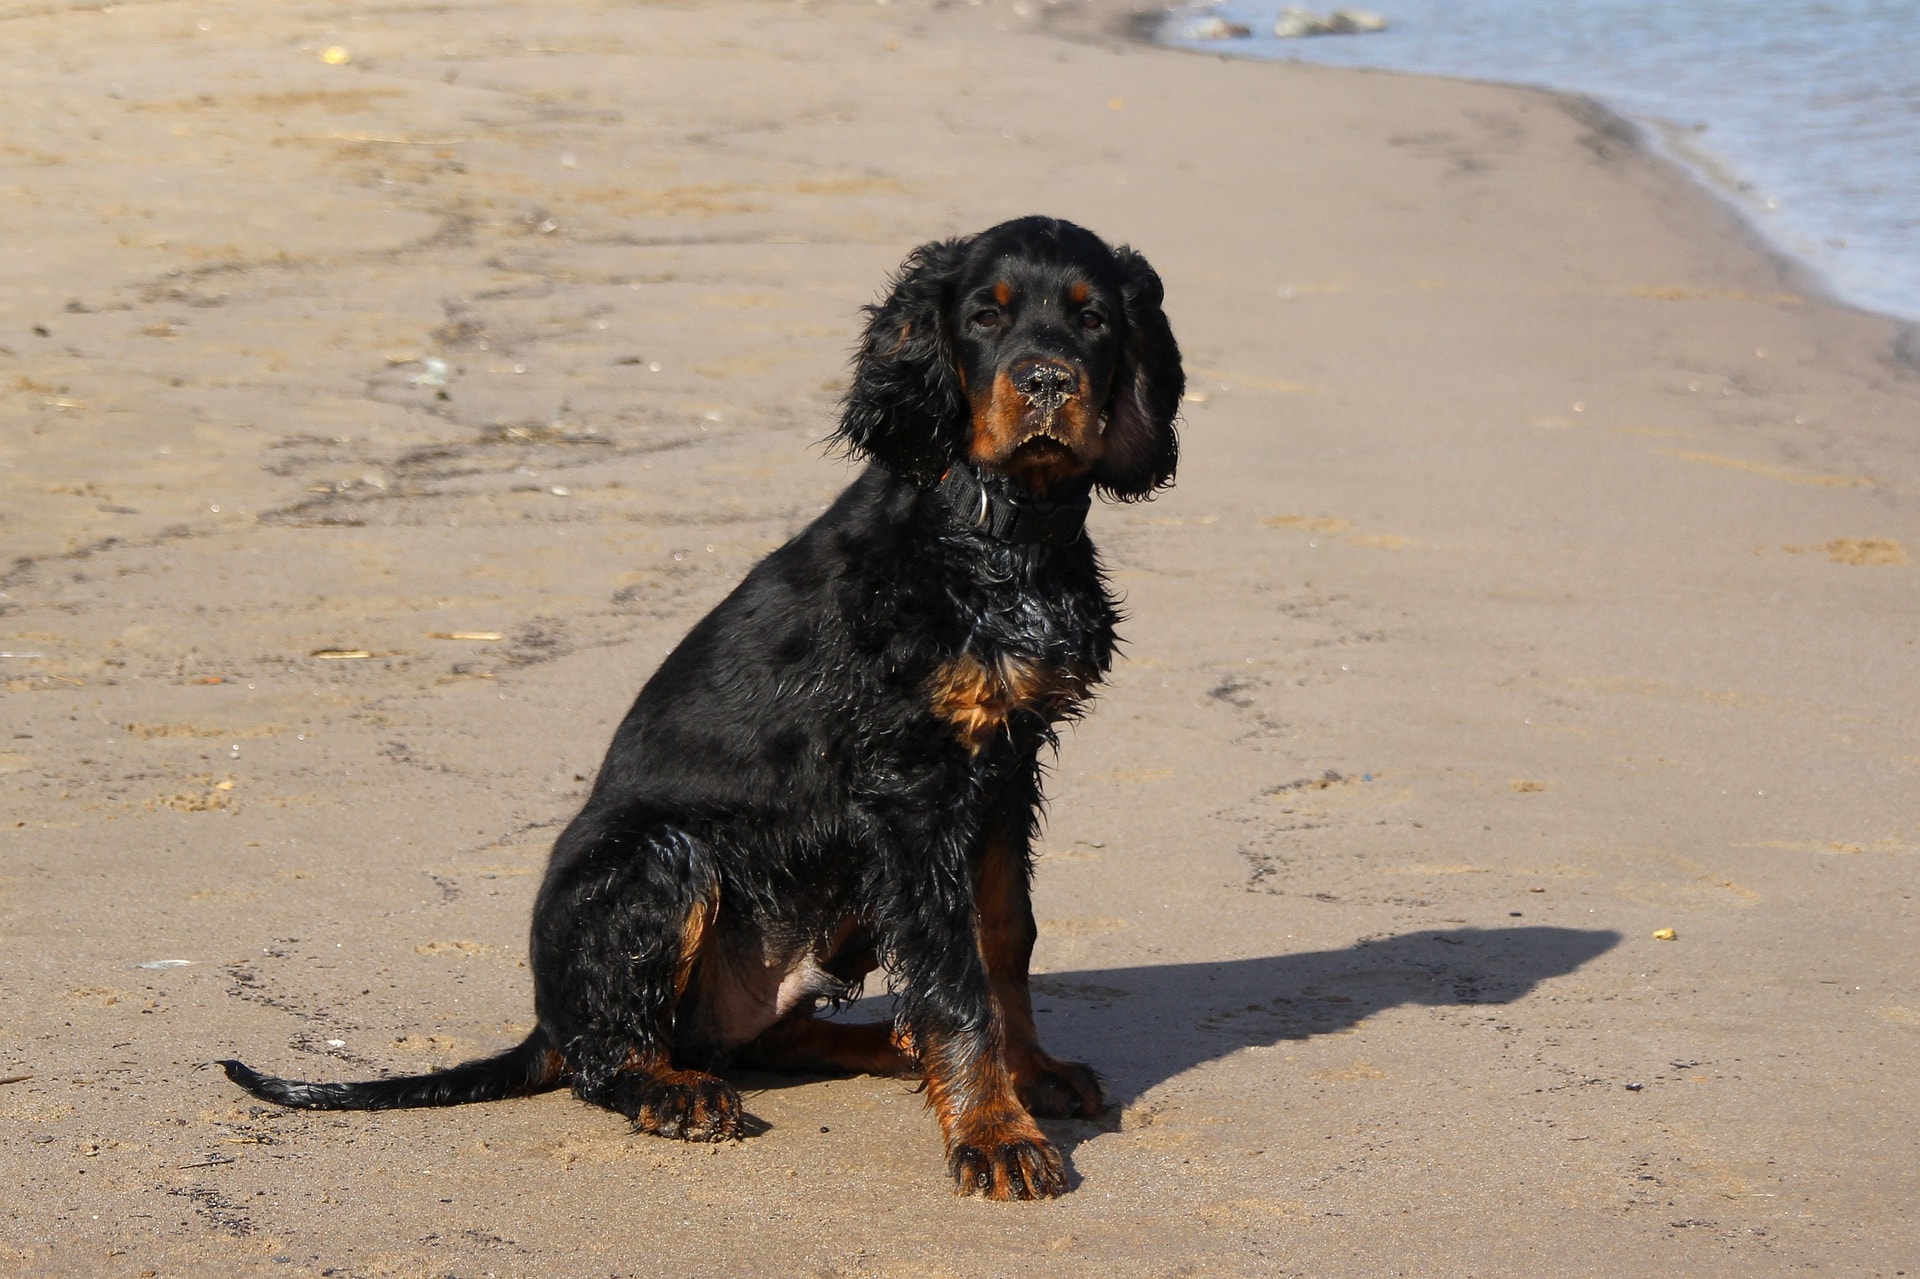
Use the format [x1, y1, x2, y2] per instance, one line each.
[739, 1013, 917, 1077]
[673, 885, 720, 1000]
[975, 826, 1106, 1118]
[920, 1023, 1063, 1199]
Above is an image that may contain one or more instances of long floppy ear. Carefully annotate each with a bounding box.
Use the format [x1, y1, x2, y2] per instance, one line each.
[832, 236, 973, 486]
[1093, 245, 1184, 501]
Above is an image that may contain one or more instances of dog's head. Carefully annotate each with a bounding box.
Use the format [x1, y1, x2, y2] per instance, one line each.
[836, 216, 1183, 502]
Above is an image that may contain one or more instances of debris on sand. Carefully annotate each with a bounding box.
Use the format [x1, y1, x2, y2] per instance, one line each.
[1274, 7, 1388, 38]
[408, 356, 450, 388]
[1183, 14, 1252, 40]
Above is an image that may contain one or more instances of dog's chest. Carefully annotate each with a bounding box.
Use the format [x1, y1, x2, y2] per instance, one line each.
[909, 536, 1112, 755]
[927, 649, 1097, 753]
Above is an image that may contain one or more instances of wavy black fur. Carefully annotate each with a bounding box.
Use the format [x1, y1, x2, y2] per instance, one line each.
[220, 216, 1182, 1199]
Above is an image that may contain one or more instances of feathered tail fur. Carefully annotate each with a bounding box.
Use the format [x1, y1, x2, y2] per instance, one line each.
[219, 1029, 562, 1111]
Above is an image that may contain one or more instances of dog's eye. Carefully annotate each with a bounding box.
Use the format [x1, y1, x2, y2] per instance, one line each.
[1079, 309, 1106, 332]
[970, 308, 1002, 331]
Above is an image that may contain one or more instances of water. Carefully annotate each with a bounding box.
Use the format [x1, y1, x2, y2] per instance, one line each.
[1162, 1, 1920, 327]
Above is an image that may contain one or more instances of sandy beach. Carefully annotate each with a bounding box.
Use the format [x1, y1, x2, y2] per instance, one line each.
[3, 1, 1918, 1274]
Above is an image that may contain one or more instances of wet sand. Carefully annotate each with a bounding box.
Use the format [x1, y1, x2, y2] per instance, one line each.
[2, 1, 1917, 1275]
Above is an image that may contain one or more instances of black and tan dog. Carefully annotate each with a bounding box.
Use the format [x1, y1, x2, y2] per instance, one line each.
[222, 215, 1183, 1200]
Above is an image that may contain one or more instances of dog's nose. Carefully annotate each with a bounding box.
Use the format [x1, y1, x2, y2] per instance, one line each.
[1013, 361, 1075, 400]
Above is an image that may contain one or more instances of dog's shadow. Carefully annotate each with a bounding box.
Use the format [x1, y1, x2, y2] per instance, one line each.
[740, 924, 1618, 1145]
[1033, 924, 1619, 1110]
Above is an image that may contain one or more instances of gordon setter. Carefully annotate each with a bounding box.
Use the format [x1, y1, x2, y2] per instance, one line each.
[221, 215, 1184, 1200]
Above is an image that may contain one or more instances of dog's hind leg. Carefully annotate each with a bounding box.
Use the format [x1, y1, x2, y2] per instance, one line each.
[530, 816, 745, 1141]
[736, 1011, 917, 1078]
[731, 916, 916, 1078]
[586, 1059, 745, 1141]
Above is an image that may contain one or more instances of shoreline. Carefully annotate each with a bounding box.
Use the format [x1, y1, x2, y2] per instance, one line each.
[3, 1, 1918, 1274]
[1139, 3, 1920, 339]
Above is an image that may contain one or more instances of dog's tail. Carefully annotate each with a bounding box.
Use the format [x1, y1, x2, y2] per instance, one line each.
[219, 1028, 564, 1111]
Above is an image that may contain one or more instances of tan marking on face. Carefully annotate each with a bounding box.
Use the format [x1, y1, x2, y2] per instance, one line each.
[929, 652, 1093, 753]
[992, 280, 1013, 307]
[968, 361, 1110, 490]
[969, 364, 1107, 492]
[1067, 280, 1090, 305]
[968, 370, 1028, 469]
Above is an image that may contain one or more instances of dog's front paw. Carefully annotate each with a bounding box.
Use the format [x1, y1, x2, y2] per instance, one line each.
[625, 1070, 745, 1142]
[948, 1129, 1068, 1200]
[1015, 1054, 1105, 1120]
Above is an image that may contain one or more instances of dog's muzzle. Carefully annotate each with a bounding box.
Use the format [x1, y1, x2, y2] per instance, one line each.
[1010, 360, 1079, 437]
[1014, 361, 1075, 406]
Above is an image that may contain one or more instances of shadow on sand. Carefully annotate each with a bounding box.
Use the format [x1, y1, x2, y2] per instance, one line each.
[1027, 924, 1621, 1110]
[745, 924, 1620, 1121]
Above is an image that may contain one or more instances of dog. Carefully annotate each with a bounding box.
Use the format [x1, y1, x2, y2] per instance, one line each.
[221, 215, 1183, 1200]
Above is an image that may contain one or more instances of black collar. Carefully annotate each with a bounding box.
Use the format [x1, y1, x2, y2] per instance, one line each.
[935, 461, 1090, 548]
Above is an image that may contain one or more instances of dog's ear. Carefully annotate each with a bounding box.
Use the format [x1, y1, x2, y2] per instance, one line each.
[833, 236, 972, 486]
[1094, 246, 1183, 501]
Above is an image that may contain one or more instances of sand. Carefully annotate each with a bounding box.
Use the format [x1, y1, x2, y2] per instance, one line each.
[2, 1, 1917, 1275]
